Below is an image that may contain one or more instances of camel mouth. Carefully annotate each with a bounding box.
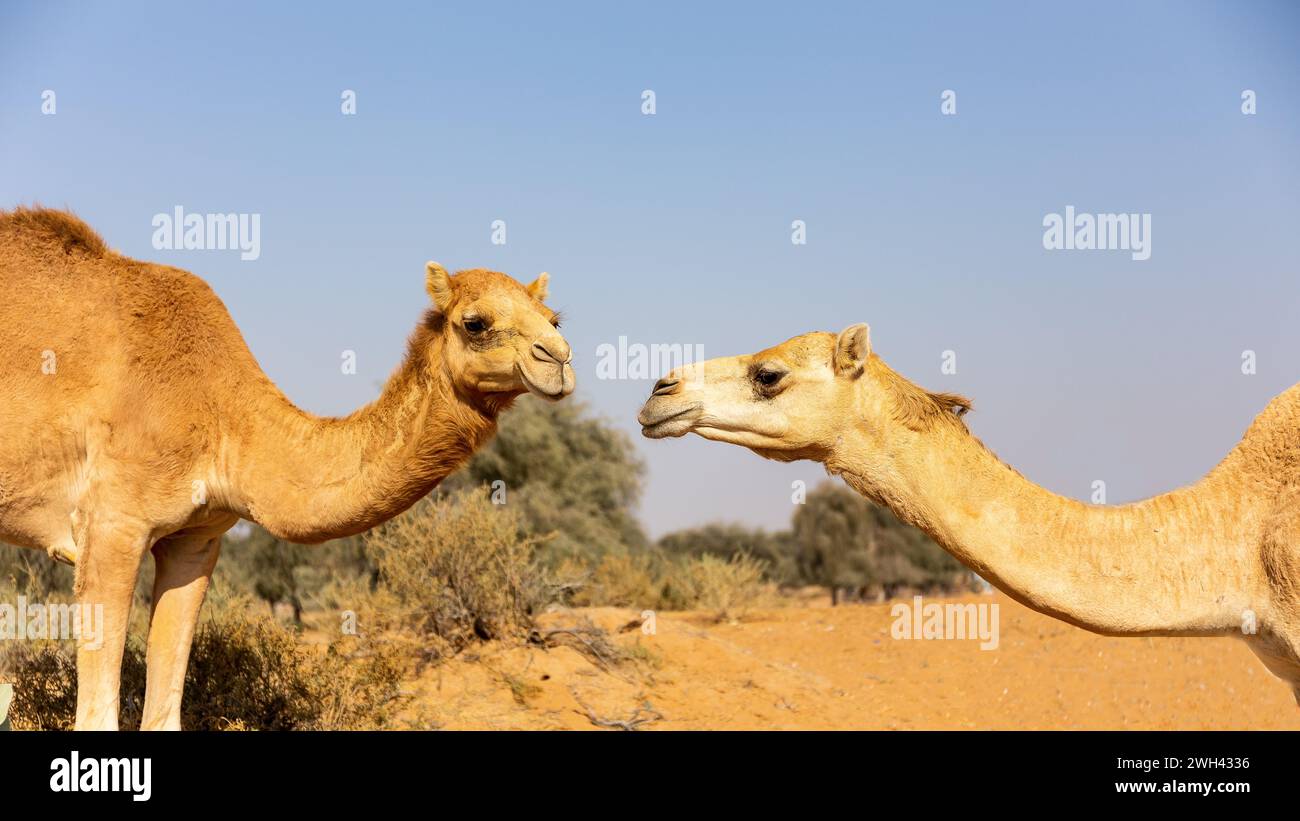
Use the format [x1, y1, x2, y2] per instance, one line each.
[518, 363, 574, 402]
[638, 401, 702, 439]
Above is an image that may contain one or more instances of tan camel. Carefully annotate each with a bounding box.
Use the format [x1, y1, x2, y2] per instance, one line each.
[0, 206, 574, 729]
[639, 324, 1300, 700]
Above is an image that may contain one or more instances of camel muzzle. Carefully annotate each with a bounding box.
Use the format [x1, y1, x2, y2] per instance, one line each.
[638, 398, 701, 438]
[519, 361, 575, 401]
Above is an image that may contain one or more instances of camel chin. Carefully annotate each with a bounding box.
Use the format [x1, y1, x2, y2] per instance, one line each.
[640, 417, 693, 439]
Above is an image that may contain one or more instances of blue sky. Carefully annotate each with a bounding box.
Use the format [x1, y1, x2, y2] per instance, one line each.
[2, 1, 1298, 536]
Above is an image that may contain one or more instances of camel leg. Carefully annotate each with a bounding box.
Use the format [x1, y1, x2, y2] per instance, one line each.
[74, 524, 151, 731]
[141, 532, 222, 730]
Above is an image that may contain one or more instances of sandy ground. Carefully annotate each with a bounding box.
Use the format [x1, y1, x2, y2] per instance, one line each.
[409, 591, 1300, 730]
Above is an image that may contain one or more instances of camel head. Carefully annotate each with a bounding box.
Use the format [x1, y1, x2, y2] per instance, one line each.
[424, 262, 574, 402]
[637, 324, 971, 462]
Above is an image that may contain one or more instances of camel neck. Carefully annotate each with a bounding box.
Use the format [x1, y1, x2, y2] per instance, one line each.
[826, 416, 1261, 637]
[226, 328, 498, 543]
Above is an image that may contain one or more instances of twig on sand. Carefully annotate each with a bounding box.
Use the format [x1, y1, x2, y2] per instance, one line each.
[531, 619, 630, 680]
[570, 688, 663, 731]
[618, 616, 646, 633]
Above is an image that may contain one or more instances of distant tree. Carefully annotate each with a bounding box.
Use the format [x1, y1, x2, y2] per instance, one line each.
[792, 482, 968, 603]
[219, 526, 317, 624]
[443, 397, 649, 563]
[792, 485, 875, 603]
[656, 524, 799, 584]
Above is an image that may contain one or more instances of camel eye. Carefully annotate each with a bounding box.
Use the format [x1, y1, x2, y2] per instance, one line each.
[755, 369, 784, 387]
[463, 317, 488, 334]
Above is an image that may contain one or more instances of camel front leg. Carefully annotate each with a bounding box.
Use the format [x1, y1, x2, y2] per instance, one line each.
[74, 525, 150, 731]
[141, 532, 222, 730]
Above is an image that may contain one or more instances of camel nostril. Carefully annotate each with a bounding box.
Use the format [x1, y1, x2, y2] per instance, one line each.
[532, 341, 560, 364]
[652, 377, 680, 397]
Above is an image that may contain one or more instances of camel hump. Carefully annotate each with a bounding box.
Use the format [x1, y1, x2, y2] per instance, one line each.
[0, 206, 108, 257]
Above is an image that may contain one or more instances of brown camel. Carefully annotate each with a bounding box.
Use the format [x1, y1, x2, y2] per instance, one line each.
[0, 206, 574, 729]
[638, 323, 1300, 701]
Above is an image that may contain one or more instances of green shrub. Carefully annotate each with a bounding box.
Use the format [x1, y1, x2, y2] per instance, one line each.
[363, 488, 561, 660]
[443, 397, 649, 564]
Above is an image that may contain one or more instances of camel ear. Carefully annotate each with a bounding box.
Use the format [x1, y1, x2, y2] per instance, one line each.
[425, 262, 454, 312]
[526, 271, 549, 303]
[834, 323, 871, 377]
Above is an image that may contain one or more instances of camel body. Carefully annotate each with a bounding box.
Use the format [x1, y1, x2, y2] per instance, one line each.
[0, 207, 573, 728]
[638, 325, 1300, 701]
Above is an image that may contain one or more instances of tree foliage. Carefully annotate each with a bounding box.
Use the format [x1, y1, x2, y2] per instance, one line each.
[792, 483, 970, 601]
[653, 482, 972, 603]
[443, 396, 648, 562]
[656, 524, 798, 584]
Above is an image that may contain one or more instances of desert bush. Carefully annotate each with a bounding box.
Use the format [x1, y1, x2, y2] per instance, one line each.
[363, 488, 560, 661]
[568, 552, 663, 609]
[1, 591, 407, 731]
[1, 643, 81, 730]
[671, 554, 769, 621]
[565, 550, 772, 617]
[184, 597, 406, 730]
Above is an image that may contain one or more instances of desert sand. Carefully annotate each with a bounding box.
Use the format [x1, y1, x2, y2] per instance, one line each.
[411, 591, 1300, 730]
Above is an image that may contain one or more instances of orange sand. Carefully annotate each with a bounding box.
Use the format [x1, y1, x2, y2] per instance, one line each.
[408, 592, 1300, 730]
